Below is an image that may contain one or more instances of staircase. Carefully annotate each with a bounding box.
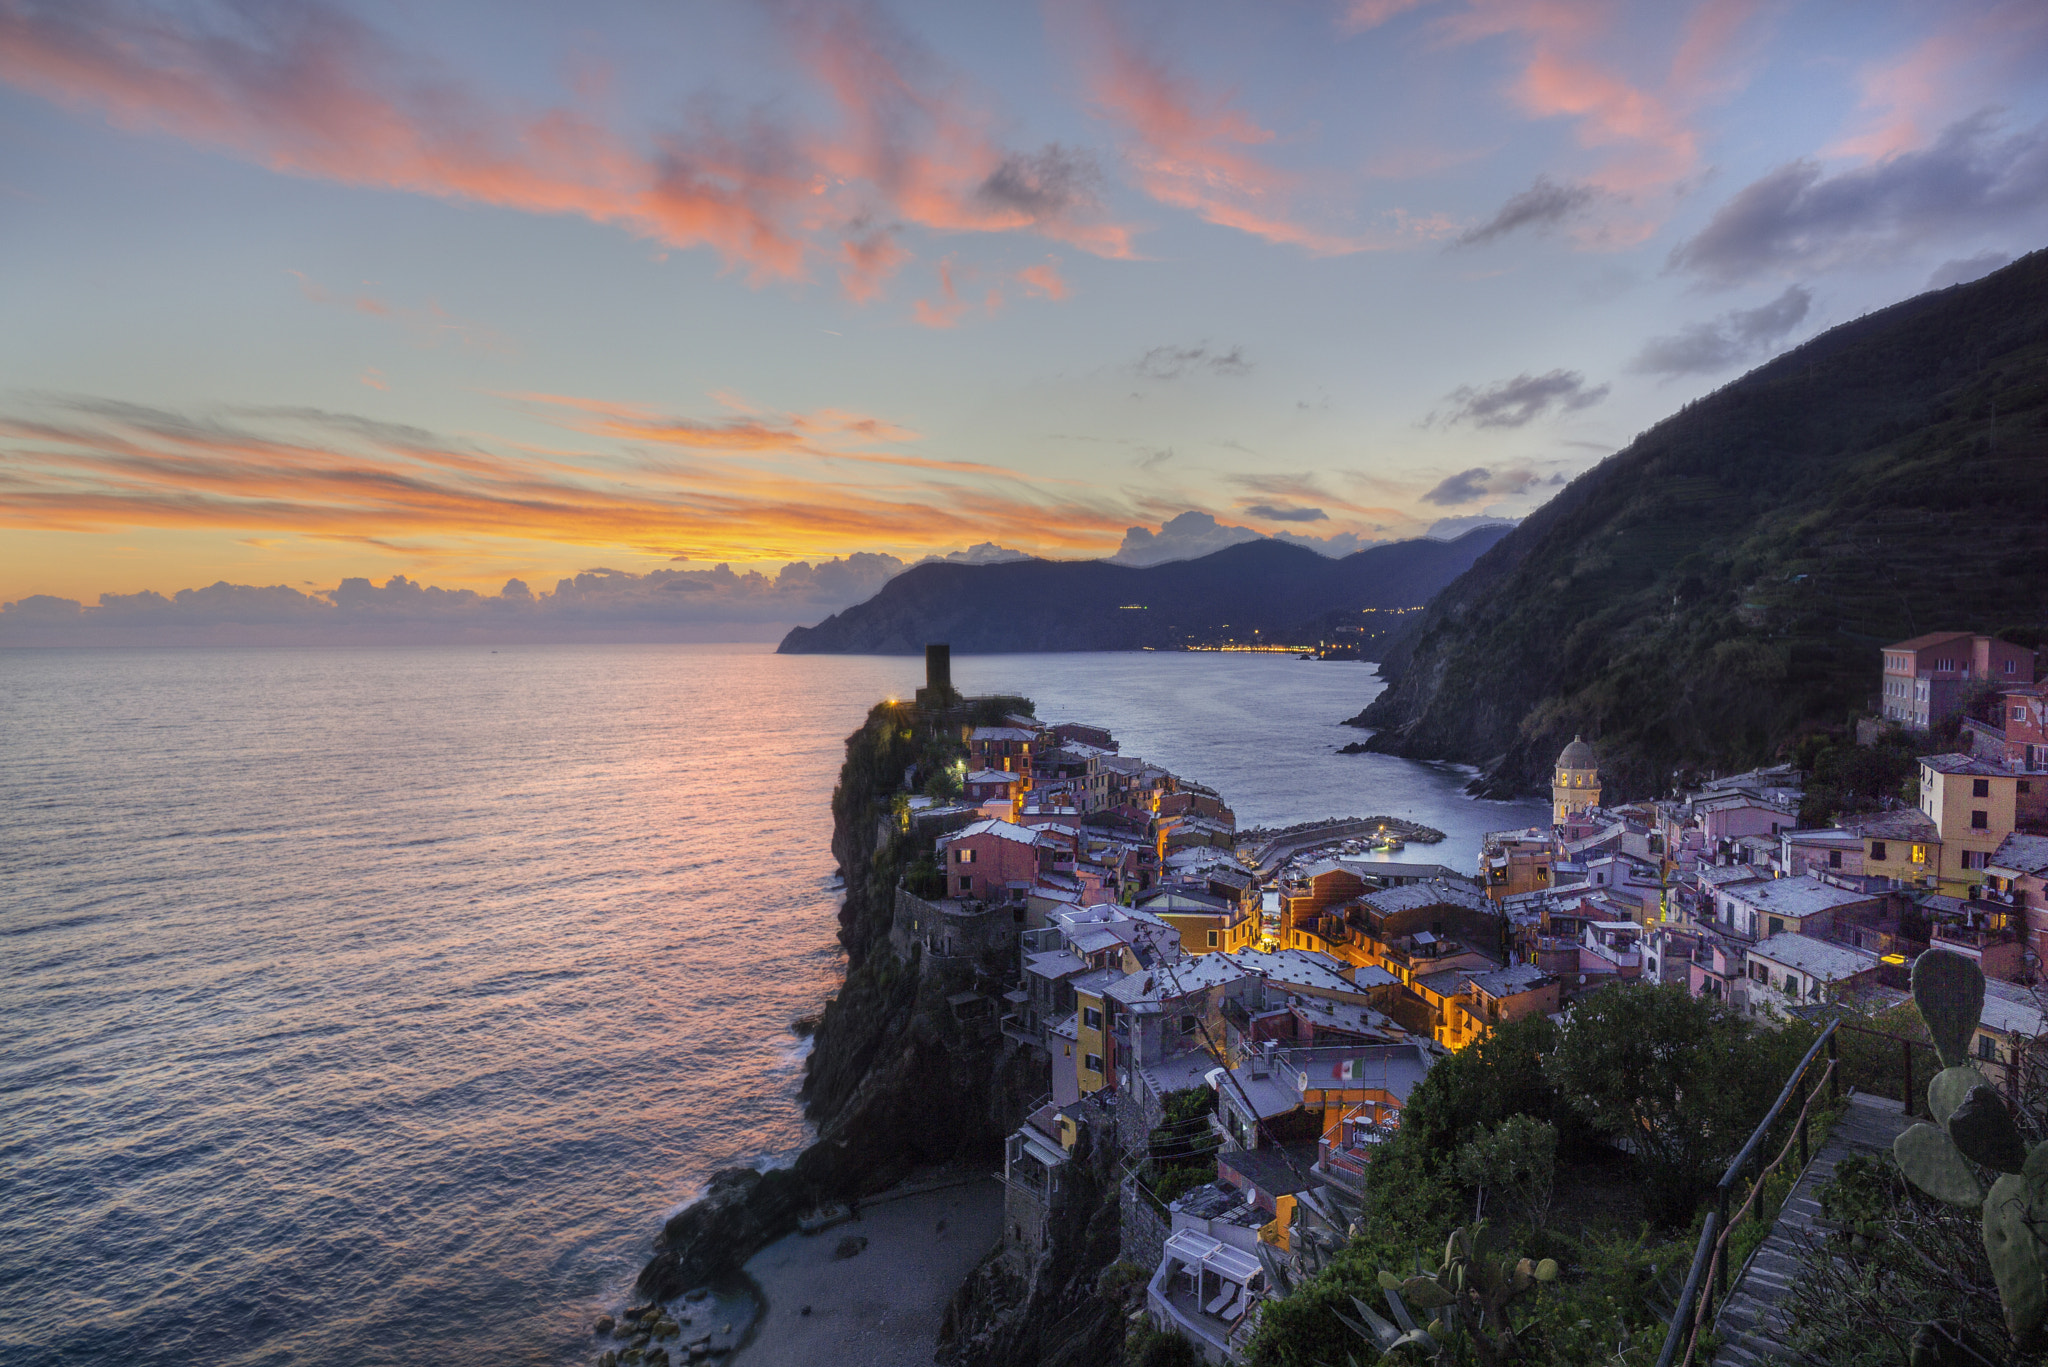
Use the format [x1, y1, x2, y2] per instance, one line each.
[1711, 1091, 1913, 1366]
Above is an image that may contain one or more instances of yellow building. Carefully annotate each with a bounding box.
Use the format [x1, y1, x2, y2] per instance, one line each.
[1920, 753, 2021, 895]
[1072, 977, 1113, 1095]
[1552, 736, 1601, 824]
[1837, 809, 1941, 888]
[1137, 888, 1259, 954]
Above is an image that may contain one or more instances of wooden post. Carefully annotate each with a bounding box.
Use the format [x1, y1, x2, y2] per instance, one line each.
[1716, 1183, 1732, 1302]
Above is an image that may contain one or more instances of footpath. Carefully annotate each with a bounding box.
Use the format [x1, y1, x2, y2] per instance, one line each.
[1711, 1091, 1912, 1366]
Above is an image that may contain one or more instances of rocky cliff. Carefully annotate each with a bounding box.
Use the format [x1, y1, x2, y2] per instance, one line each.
[635, 697, 1044, 1302]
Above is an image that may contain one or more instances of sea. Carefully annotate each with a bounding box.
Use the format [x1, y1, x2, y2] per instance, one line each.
[0, 645, 1545, 1366]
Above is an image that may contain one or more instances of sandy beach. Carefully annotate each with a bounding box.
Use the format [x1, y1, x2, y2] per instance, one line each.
[732, 1174, 1003, 1367]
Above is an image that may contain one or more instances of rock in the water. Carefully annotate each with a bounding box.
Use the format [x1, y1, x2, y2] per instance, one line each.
[655, 1318, 678, 1337]
[599, 1353, 617, 1367]
[594, 1315, 616, 1336]
[833, 1235, 868, 1260]
[684, 1286, 710, 1303]
[799, 1305, 812, 1316]
[719, 1323, 732, 1334]
[622, 1350, 645, 1366]
[625, 1305, 655, 1321]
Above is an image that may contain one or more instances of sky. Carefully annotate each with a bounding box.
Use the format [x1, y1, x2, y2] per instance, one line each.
[2, 0, 2046, 641]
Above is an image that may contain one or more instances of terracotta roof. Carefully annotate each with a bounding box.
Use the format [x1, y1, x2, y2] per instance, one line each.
[1884, 631, 1978, 651]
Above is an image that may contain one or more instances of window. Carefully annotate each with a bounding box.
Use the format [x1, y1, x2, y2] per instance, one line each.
[1974, 779, 1991, 798]
[1828, 850, 1842, 869]
[958, 875, 973, 893]
[1769, 916, 1785, 935]
[955, 847, 976, 864]
[1084, 1053, 1103, 1074]
[1750, 962, 1767, 982]
[2016, 707, 2029, 722]
[1180, 1014, 1199, 1034]
[1207, 930, 1219, 947]
[1082, 1006, 1102, 1031]
[1979, 1034, 1998, 1062]
[1870, 841, 1888, 862]
[1972, 810, 1990, 830]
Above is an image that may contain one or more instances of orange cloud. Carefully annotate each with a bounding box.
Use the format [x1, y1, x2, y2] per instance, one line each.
[0, 397, 1137, 566]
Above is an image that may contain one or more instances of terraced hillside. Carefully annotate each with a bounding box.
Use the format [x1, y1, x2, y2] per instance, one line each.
[1354, 248, 2048, 798]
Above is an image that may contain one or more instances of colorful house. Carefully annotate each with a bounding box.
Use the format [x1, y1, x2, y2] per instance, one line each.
[1880, 632, 2035, 730]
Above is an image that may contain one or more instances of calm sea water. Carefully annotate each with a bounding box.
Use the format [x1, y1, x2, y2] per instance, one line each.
[0, 646, 1542, 1366]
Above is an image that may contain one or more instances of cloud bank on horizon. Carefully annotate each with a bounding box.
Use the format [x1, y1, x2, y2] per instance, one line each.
[0, 515, 1508, 643]
[2, 0, 2044, 621]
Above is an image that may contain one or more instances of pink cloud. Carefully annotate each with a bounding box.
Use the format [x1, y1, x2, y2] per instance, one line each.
[1064, 1, 1391, 255]
[1017, 259, 1070, 300]
[0, 0, 1136, 293]
[1831, 2, 2048, 160]
[1339, 0, 1439, 34]
[838, 227, 912, 304]
[912, 258, 971, 328]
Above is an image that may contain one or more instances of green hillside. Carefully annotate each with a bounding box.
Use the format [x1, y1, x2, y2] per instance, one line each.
[1354, 248, 2048, 798]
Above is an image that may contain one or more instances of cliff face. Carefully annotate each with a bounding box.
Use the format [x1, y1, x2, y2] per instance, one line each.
[637, 699, 1043, 1301]
[1355, 248, 2048, 799]
[777, 528, 1512, 656]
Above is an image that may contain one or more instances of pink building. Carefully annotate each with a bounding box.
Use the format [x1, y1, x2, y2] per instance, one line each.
[938, 819, 1053, 900]
[1881, 633, 2035, 731]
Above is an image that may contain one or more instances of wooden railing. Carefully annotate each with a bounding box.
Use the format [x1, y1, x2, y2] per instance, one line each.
[1654, 1018, 1840, 1367]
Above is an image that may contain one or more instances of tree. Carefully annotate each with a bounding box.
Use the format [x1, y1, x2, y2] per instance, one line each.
[1455, 1114, 1557, 1234]
[1544, 983, 1810, 1224]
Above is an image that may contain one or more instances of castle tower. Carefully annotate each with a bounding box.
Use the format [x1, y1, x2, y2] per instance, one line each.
[1552, 735, 1600, 824]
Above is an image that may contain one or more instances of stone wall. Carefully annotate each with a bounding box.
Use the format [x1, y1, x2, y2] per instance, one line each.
[1119, 1173, 1169, 1272]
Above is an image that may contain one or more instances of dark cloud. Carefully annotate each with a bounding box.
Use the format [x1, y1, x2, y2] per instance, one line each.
[1420, 465, 1561, 507]
[1669, 112, 2048, 286]
[1421, 467, 1492, 506]
[1434, 370, 1608, 428]
[1457, 175, 1598, 247]
[1243, 503, 1328, 522]
[1629, 284, 1812, 377]
[1135, 343, 1254, 380]
[1926, 250, 2011, 289]
[1136, 445, 1176, 470]
[977, 144, 1105, 222]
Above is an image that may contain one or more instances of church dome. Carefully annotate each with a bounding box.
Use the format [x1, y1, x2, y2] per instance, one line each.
[1557, 735, 1596, 770]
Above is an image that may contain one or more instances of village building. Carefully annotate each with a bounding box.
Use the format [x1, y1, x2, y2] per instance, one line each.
[1918, 753, 2024, 895]
[1551, 736, 1601, 823]
[1880, 632, 2035, 730]
[1742, 933, 1883, 1015]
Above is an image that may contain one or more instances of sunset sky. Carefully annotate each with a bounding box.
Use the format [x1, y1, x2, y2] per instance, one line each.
[3, 0, 2045, 634]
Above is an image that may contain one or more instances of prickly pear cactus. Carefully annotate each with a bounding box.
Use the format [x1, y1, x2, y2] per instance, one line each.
[1893, 949, 2046, 1347]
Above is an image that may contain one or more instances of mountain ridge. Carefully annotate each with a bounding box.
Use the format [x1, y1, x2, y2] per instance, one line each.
[776, 528, 1512, 655]
[1352, 247, 2048, 799]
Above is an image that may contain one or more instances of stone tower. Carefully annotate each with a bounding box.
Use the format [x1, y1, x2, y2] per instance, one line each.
[1552, 735, 1600, 824]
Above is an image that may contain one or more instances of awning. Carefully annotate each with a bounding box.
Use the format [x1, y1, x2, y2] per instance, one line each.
[1205, 1243, 1263, 1285]
[1163, 1229, 1222, 1264]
